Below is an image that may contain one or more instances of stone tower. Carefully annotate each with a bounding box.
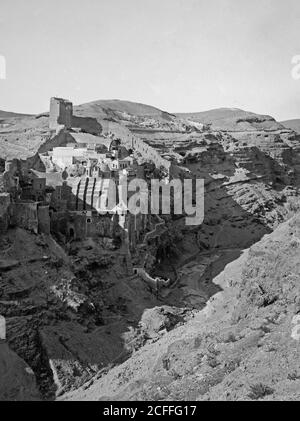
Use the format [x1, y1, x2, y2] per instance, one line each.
[49, 97, 73, 130]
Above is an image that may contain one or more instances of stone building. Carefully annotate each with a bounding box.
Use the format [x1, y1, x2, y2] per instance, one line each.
[0, 193, 11, 235]
[0, 96, 165, 269]
[49, 97, 73, 131]
[0, 158, 50, 235]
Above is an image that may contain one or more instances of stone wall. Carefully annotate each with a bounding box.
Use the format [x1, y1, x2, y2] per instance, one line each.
[50, 210, 119, 242]
[10, 202, 39, 234]
[0, 161, 20, 196]
[1, 200, 50, 236]
[100, 119, 172, 173]
[38, 205, 50, 235]
[50, 211, 87, 240]
[86, 214, 115, 238]
[131, 135, 171, 173]
[0, 193, 10, 235]
[49, 97, 73, 131]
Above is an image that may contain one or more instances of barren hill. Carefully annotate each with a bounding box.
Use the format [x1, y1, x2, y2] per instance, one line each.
[0, 110, 32, 119]
[281, 119, 300, 133]
[0, 101, 293, 159]
[176, 108, 284, 131]
[75, 99, 174, 120]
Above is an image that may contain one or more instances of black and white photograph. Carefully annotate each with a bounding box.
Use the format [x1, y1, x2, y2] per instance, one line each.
[1, 0, 300, 406]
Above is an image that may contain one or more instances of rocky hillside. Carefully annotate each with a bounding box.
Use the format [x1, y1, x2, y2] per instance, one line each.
[75, 99, 175, 121]
[0, 341, 40, 400]
[0, 227, 170, 399]
[0, 110, 32, 119]
[1, 99, 300, 400]
[281, 119, 300, 133]
[62, 213, 300, 401]
[0, 114, 50, 159]
[176, 108, 284, 131]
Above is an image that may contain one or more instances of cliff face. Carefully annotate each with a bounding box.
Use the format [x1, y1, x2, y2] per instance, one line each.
[62, 213, 300, 401]
[0, 227, 173, 399]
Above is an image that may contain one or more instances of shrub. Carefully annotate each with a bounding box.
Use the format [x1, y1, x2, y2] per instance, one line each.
[287, 198, 300, 215]
[248, 383, 274, 400]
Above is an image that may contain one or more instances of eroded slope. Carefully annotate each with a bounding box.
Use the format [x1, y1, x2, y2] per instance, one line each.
[62, 213, 300, 401]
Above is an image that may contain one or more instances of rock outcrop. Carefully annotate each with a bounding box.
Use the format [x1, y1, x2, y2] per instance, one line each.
[0, 341, 40, 400]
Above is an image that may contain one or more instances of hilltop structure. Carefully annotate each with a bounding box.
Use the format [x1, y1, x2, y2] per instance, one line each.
[49, 97, 73, 131]
[0, 97, 179, 278]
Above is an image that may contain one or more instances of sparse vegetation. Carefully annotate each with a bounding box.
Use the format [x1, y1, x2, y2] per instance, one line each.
[248, 383, 275, 400]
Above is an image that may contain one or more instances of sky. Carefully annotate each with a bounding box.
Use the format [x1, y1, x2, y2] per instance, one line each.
[0, 0, 300, 120]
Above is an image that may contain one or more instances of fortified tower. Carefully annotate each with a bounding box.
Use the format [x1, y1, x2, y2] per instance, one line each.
[49, 97, 73, 130]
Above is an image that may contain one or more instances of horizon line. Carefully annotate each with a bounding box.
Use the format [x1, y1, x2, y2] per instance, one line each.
[0, 97, 299, 122]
